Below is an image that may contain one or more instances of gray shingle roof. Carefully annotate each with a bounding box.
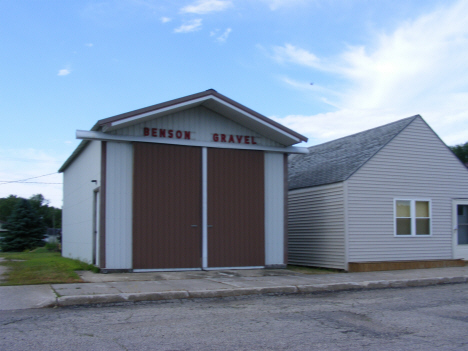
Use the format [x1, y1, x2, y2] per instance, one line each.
[288, 115, 420, 190]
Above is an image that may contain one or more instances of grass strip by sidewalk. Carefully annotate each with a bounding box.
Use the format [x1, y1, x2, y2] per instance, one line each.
[0, 247, 99, 286]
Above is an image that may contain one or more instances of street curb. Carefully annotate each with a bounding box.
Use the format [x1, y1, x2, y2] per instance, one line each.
[53, 276, 468, 308]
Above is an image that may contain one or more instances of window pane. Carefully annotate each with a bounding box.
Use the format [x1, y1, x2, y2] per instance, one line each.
[458, 205, 468, 225]
[416, 218, 430, 235]
[416, 201, 429, 218]
[396, 218, 411, 235]
[396, 201, 411, 217]
[458, 225, 468, 245]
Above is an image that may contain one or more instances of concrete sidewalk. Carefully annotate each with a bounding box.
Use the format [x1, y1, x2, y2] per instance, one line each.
[1, 266, 468, 310]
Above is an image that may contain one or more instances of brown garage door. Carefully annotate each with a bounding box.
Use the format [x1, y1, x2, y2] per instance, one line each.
[207, 148, 265, 267]
[133, 143, 202, 269]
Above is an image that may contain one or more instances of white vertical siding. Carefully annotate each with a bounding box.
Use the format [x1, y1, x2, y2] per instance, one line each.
[105, 142, 133, 269]
[62, 141, 101, 263]
[264, 152, 285, 266]
[111, 106, 283, 147]
[347, 118, 468, 262]
[288, 183, 346, 269]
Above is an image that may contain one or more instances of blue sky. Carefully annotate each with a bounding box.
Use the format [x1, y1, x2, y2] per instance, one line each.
[1, 0, 467, 207]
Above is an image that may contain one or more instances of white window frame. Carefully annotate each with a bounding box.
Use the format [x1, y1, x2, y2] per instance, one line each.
[394, 199, 432, 237]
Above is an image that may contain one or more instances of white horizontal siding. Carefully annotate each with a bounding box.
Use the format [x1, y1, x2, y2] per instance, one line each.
[264, 152, 284, 266]
[288, 183, 346, 269]
[105, 142, 133, 269]
[62, 141, 101, 263]
[111, 105, 283, 148]
[347, 117, 468, 262]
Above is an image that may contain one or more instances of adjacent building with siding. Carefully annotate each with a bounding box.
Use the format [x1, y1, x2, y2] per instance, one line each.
[59, 90, 308, 272]
[288, 115, 468, 271]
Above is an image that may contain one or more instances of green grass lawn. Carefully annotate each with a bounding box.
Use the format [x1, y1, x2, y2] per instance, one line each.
[0, 247, 98, 286]
[0, 248, 338, 285]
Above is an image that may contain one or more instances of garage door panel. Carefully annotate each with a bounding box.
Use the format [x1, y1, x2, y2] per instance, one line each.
[208, 148, 265, 267]
[133, 143, 201, 269]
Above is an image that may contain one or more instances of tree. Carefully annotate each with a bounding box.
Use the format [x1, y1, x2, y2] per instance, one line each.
[28, 194, 62, 229]
[0, 194, 61, 229]
[0, 198, 47, 251]
[0, 195, 22, 222]
[450, 141, 468, 165]
[29, 194, 49, 211]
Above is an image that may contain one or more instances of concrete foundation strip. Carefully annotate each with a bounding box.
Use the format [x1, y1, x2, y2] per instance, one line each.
[52, 275, 468, 308]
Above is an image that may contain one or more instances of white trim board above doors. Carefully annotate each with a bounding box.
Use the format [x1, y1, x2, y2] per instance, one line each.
[76, 130, 308, 154]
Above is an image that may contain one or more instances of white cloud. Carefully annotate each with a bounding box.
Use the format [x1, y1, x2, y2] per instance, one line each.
[58, 68, 71, 76]
[160, 17, 172, 23]
[271, 109, 402, 146]
[280, 77, 341, 109]
[272, 44, 322, 70]
[174, 19, 203, 33]
[85, 43, 93, 47]
[216, 28, 232, 42]
[270, 0, 468, 146]
[181, 0, 233, 15]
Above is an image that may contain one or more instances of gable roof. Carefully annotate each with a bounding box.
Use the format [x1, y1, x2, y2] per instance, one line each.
[97, 89, 308, 144]
[288, 115, 419, 190]
[59, 89, 308, 173]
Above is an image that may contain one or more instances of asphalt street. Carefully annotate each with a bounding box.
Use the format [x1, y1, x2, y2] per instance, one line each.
[1, 283, 468, 351]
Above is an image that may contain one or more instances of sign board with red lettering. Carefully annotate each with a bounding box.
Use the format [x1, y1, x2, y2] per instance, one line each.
[143, 127, 259, 145]
[108, 106, 284, 148]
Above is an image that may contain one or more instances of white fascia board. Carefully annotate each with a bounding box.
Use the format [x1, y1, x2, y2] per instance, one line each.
[109, 96, 211, 128]
[76, 130, 309, 154]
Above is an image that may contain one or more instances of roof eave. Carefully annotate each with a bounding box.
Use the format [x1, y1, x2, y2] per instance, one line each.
[58, 122, 101, 173]
[58, 139, 90, 173]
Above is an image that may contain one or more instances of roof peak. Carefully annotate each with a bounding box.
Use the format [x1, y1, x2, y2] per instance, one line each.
[289, 115, 421, 190]
[94, 90, 307, 143]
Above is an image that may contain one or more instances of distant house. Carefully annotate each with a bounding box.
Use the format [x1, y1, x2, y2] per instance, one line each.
[288, 115, 468, 271]
[44, 228, 61, 243]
